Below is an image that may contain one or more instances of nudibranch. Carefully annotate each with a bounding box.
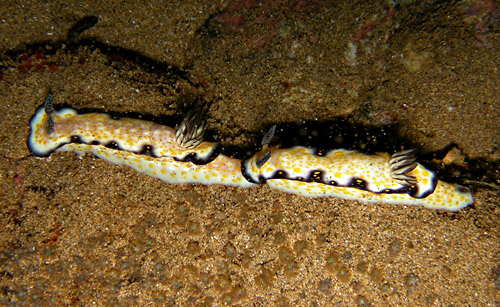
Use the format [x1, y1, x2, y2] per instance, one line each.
[28, 93, 474, 211]
[242, 126, 474, 211]
[28, 93, 254, 188]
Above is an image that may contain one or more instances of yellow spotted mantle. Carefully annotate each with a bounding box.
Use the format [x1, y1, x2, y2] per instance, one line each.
[28, 101, 254, 188]
[242, 139, 473, 211]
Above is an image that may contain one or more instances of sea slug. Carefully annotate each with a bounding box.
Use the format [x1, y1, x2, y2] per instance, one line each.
[28, 93, 254, 188]
[242, 126, 473, 211]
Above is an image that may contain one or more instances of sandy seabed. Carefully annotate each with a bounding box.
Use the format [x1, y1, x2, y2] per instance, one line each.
[1, 1, 499, 306]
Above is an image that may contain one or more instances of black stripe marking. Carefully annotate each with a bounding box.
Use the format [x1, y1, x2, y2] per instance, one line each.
[139, 144, 154, 156]
[407, 176, 438, 199]
[240, 161, 255, 183]
[313, 148, 327, 157]
[349, 177, 368, 190]
[105, 141, 118, 149]
[40, 133, 221, 165]
[71, 135, 83, 143]
[309, 170, 324, 183]
[254, 168, 433, 197]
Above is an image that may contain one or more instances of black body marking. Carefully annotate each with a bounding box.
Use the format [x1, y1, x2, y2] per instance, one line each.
[241, 160, 268, 184]
[408, 176, 438, 198]
[309, 170, 324, 182]
[348, 178, 368, 190]
[273, 170, 289, 179]
[251, 167, 432, 197]
[139, 144, 154, 156]
[71, 135, 83, 143]
[173, 143, 221, 165]
[37, 132, 221, 165]
[105, 141, 119, 150]
[313, 148, 327, 156]
[241, 165, 254, 183]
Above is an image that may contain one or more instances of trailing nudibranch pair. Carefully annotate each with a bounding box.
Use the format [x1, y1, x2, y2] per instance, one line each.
[28, 93, 473, 211]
